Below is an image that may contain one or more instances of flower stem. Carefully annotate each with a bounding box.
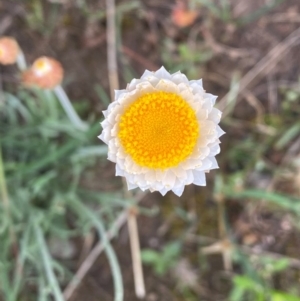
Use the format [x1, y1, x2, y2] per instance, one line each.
[0, 146, 9, 212]
[43, 89, 58, 119]
[16, 51, 27, 71]
[70, 198, 124, 301]
[33, 219, 65, 301]
[11, 223, 31, 301]
[53, 85, 88, 131]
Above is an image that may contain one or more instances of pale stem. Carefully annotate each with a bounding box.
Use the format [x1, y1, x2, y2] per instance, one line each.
[106, 0, 119, 100]
[16, 51, 27, 71]
[128, 207, 145, 299]
[53, 85, 88, 131]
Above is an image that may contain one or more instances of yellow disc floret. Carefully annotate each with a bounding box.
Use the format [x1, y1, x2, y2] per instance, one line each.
[118, 91, 199, 169]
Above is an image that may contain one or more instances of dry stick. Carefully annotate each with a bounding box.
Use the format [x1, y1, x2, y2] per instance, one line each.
[106, 0, 119, 101]
[106, 0, 145, 298]
[127, 207, 145, 298]
[186, 234, 300, 269]
[217, 27, 300, 117]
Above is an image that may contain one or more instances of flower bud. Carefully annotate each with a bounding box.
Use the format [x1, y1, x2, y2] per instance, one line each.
[22, 56, 64, 89]
[0, 37, 20, 65]
[171, 3, 198, 28]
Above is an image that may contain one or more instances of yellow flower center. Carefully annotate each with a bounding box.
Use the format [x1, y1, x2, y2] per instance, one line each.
[118, 91, 199, 169]
[33, 58, 51, 76]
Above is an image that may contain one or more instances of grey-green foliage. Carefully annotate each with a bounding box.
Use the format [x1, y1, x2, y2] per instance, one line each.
[0, 86, 128, 301]
[141, 241, 182, 276]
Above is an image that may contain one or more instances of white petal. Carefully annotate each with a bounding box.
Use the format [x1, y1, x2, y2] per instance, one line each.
[195, 158, 212, 171]
[189, 79, 203, 87]
[216, 126, 225, 137]
[171, 73, 189, 85]
[207, 93, 218, 106]
[185, 170, 194, 185]
[145, 170, 156, 182]
[115, 164, 124, 176]
[127, 180, 138, 190]
[208, 108, 222, 123]
[208, 143, 221, 156]
[110, 124, 118, 136]
[201, 120, 217, 136]
[171, 166, 187, 178]
[107, 151, 116, 162]
[155, 79, 180, 93]
[102, 109, 109, 117]
[154, 66, 171, 80]
[114, 89, 126, 100]
[159, 187, 169, 196]
[208, 157, 219, 169]
[196, 108, 208, 121]
[202, 98, 213, 112]
[190, 101, 202, 112]
[140, 69, 153, 79]
[172, 184, 185, 197]
[162, 170, 176, 189]
[192, 170, 206, 186]
[127, 78, 142, 91]
[99, 129, 111, 144]
[180, 89, 194, 102]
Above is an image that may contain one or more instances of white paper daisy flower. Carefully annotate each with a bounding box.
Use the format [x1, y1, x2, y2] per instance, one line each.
[99, 67, 225, 196]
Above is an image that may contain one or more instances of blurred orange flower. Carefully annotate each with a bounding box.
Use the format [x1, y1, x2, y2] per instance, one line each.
[0, 37, 20, 65]
[22, 56, 64, 90]
[172, 3, 198, 28]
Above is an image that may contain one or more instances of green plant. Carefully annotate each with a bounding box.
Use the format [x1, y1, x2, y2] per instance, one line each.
[141, 241, 182, 276]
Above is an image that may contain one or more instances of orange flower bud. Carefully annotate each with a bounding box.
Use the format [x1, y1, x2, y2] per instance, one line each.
[172, 3, 198, 28]
[22, 56, 64, 90]
[0, 37, 20, 65]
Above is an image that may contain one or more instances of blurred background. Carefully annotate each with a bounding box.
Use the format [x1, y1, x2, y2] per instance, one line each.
[1, 0, 300, 300]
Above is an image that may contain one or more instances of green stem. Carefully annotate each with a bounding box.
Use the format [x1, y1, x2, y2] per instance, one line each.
[0, 146, 9, 211]
[53, 85, 88, 131]
[33, 219, 65, 301]
[16, 51, 27, 71]
[43, 90, 58, 119]
[71, 198, 124, 301]
[10, 224, 31, 301]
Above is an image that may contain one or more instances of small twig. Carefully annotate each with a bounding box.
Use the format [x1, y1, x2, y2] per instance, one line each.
[106, 0, 119, 100]
[217, 27, 300, 116]
[128, 207, 145, 298]
[187, 234, 300, 269]
[123, 178, 146, 299]
[241, 245, 300, 269]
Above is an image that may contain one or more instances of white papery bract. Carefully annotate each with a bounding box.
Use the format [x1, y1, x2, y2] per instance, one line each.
[99, 67, 225, 196]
